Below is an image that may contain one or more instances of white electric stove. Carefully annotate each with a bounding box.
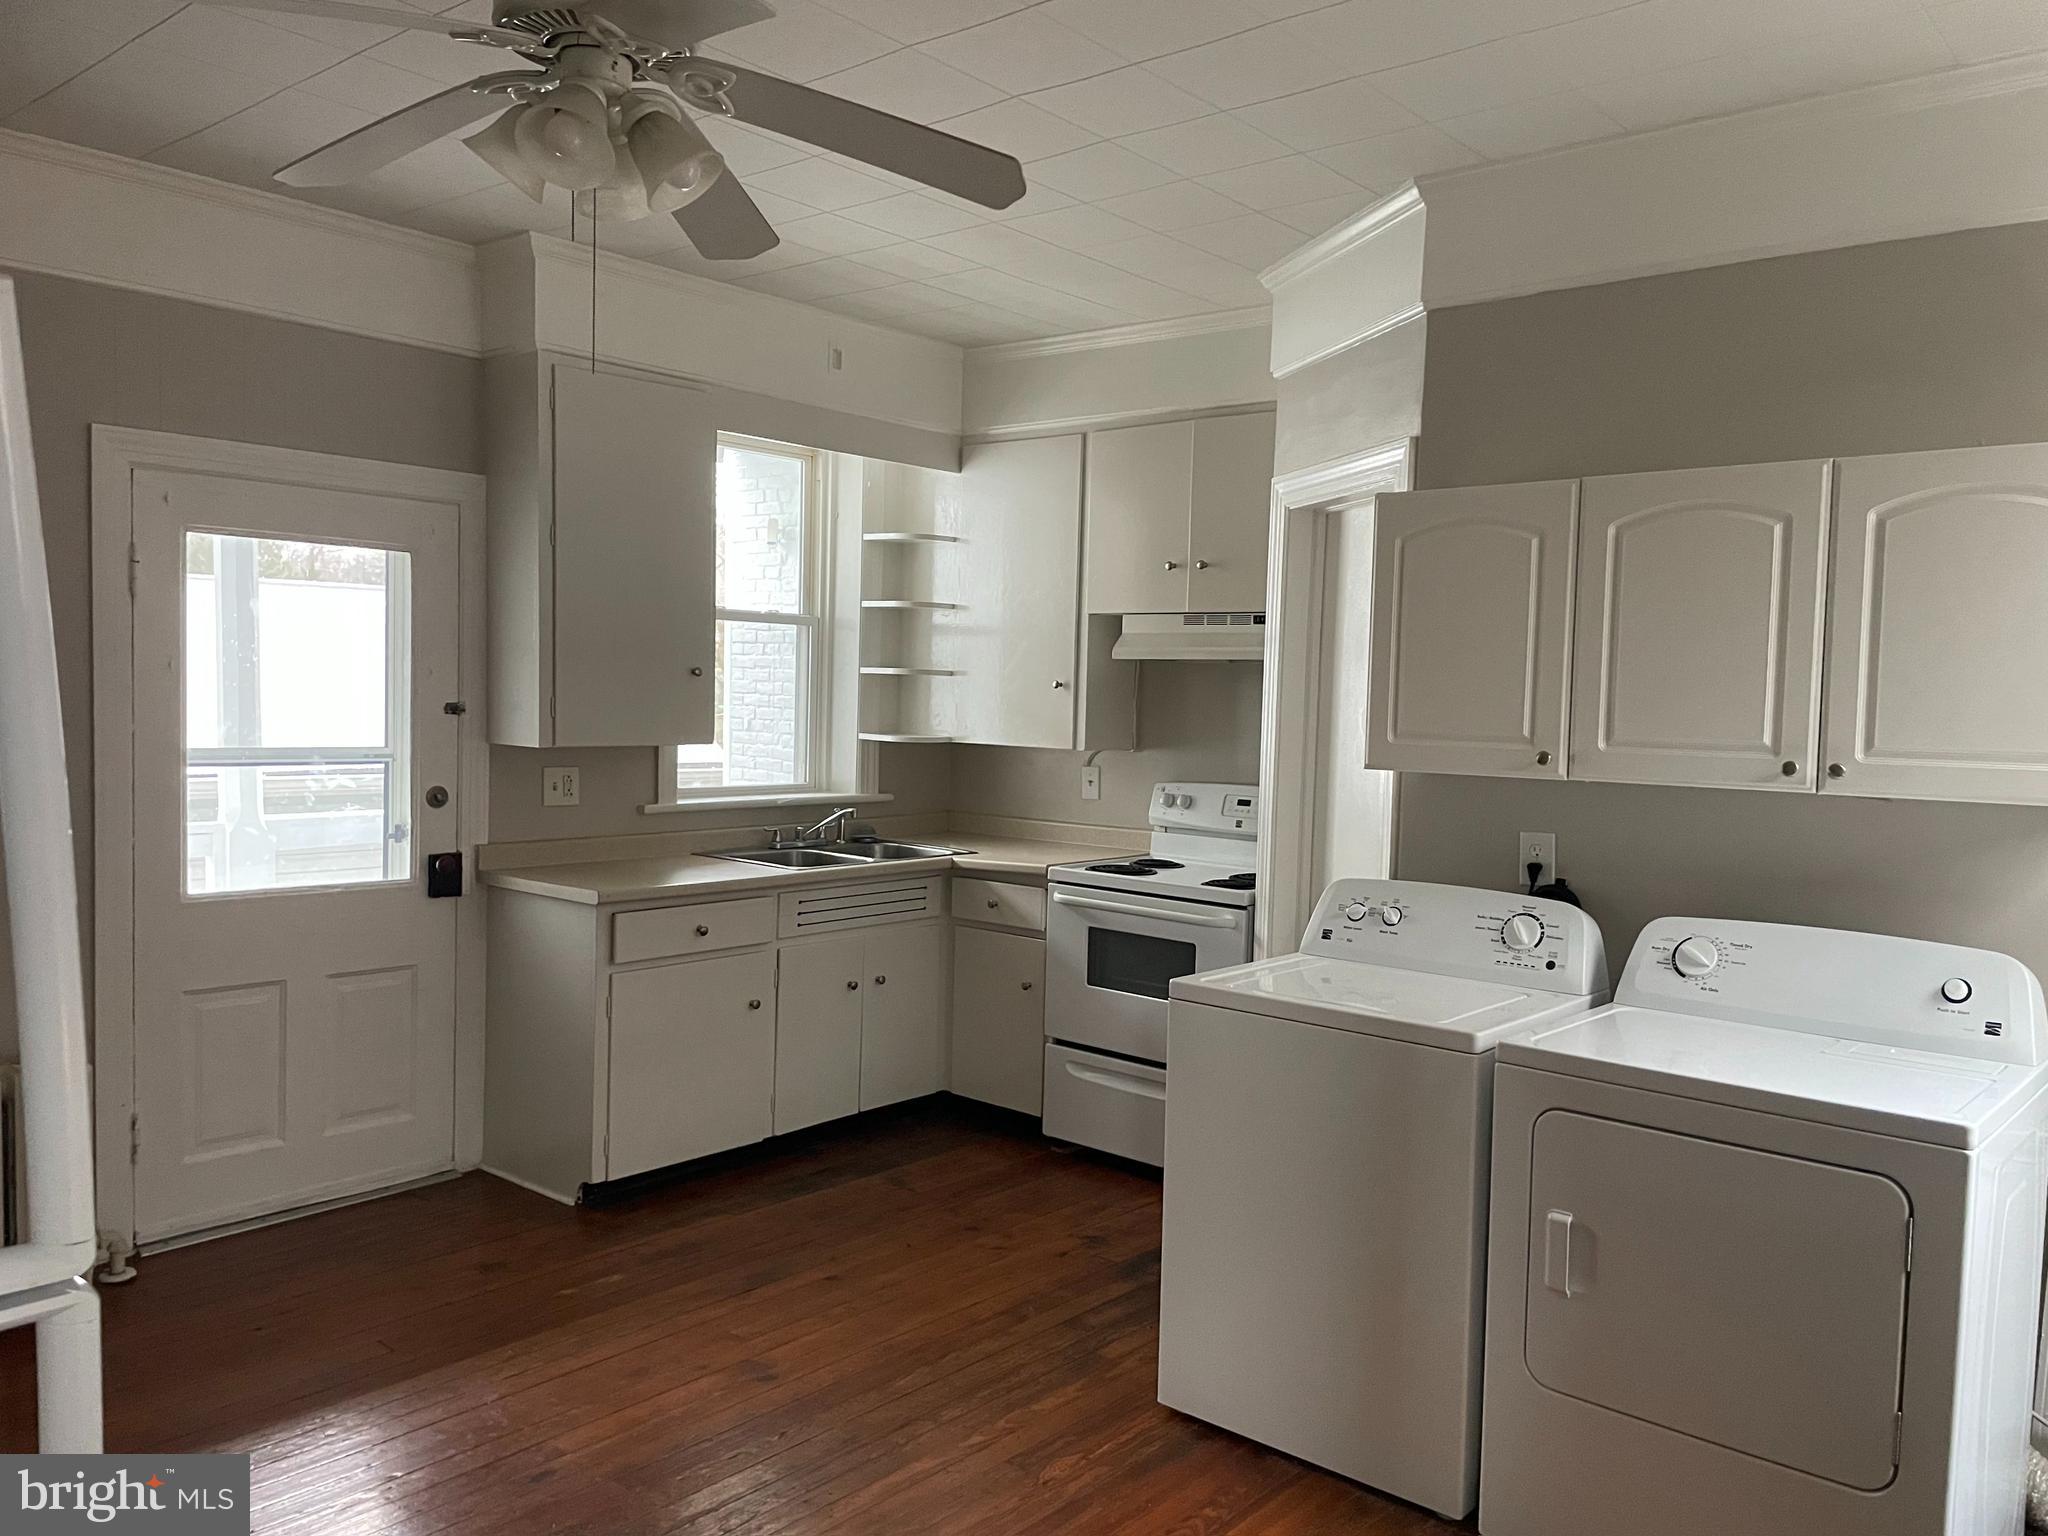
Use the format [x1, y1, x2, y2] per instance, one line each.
[1041, 783, 1259, 1166]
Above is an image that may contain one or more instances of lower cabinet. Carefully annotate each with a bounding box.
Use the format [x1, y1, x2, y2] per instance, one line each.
[606, 949, 776, 1180]
[776, 921, 950, 1133]
[950, 926, 1046, 1115]
[861, 921, 951, 1111]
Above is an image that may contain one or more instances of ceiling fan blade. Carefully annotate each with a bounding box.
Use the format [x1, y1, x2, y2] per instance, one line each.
[572, 0, 778, 48]
[276, 78, 534, 187]
[673, 172, 780, 260]
[673, 58, 1026, 209]
[219, 0, 532, 45]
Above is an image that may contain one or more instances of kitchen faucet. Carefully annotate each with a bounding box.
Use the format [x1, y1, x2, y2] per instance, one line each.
[789, 806, 858, 845]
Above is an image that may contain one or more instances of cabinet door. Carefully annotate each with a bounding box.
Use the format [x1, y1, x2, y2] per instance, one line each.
[773, 936, 864, 1134]
[948, 437, 1083, 748]
[949, 927, 1045, 1115]
[551, 364, 715, 746]
[1824, 443, 2048, 803]
[1086, 419, 1193, 613]
[1572, 461, 1828, 790]
[1188, 411, 1277, 612]
[606, 949, 774, 1180]
[861, 922, 950, 1111]
[1369, 481, 1578, 777]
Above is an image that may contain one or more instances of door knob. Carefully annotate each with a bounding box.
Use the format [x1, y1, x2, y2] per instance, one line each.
[1535, 750, 1552, 767]
[1780, 760, 1798, 777]
[425, 785, 450, 809]
[1828, 762, 1846, 779]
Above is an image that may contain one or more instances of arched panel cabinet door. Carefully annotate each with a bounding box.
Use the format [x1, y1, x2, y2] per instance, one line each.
[1825, 443, 2048, 804]
[1368, 480, 1577, 778]
[1570, 460, 1829, 790]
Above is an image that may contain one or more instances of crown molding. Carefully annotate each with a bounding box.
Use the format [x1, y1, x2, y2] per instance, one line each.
[966, 307, 1269, 362]
[1260, 184, 1422, 294]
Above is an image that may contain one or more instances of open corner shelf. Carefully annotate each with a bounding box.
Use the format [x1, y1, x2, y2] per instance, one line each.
[863, 531, 960, 545]
[861, 599, 958, 611]
[858, 732, 953, 744]
[861, 666, 958, 677]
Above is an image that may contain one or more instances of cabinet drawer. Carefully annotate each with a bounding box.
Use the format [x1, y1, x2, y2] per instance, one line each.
[953, 876, 1045, 932]
[1042, 1044, 1165, 1167]
[612, 896, 776, 965]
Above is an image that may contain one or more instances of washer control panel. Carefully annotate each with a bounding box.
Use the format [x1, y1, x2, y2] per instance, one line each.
[1302, 879, 1608, 998]
[1622, 916, 2046, 1065]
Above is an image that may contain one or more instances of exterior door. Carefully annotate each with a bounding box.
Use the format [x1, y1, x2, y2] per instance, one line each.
[1369, 481, 1577, 778]
[130, 468, 460, 1242]
[1572, 460, 1829, 790]
[1824, 442, 2048, 803]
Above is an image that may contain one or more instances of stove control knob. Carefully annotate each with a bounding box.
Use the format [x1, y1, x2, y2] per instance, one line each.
[1941, 977, 1973, 1005]
[1379, 905, 1404, 928]
[1672, 937, 1720, 979]
[1342, 902, 1369, 924]
[1501, 913, 1545, 952]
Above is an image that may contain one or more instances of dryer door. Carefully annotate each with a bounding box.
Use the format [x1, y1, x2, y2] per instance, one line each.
[1524, 1111, 1910, 1490]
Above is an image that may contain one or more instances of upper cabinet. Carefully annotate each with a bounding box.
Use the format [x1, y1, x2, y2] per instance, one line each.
[1571, 461, 1829, 791]
[1085, 410, 1278, 614]
[1369, 481, 1577, 779]
[486, 355, 716, 748]
[1823, 444, 2048, 804]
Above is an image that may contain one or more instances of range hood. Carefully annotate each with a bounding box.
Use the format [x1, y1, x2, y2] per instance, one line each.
[1111, 612, 1266, 662]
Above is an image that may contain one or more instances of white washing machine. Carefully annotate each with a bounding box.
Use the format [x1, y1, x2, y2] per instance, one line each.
[1158, 878, 1609, 1519]
[1481, 916, 2048, 1536]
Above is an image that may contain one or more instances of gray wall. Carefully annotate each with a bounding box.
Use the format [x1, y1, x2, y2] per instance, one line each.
[1, 269, 484, 1061]
[1399, 221, 2048, 980]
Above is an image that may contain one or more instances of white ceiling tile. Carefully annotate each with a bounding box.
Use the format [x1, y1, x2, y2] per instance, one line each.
[934, 98, 1099, 162]
[406, 181, 570, 241]
[841, 190, 988, 237]
[982, 180, 1078, 219]
[1026, 140, 1181, 199]
[0, 18, 159, 120]
[735, 254, 901, 299]
[1231, 77, 1422, 152]
[856, 241, 979, 278]
[8, 42, 276, 159]
[1098, 179, 1251, 231]
[144, 6, 350, 88]
[296, 56, 448, 116]
[654, 241, 831, 278]
[1541, 0, 1769, 88]
[713, 1, 898, 82]
[1172, 211, 1306, 268]
[777, 210, 900, 253]
[1121, 113, 1294, 176]
[730, 186, 817, 227]
[693, 116, 815, 173]
[1270, 188, 1380, 235]
[222, 3, 395, 49]
[1310, 123, 1480, 192]
[1026, 67, 1212, 138]
[1090, 231, 1274, 304]
[1195, 154, 1360, 212]
[1008, 203, 1156, 250]
[811, 47, 1004, 120]
[748, 155, 902, 210]
[919, 11, 1125, 95]
[925, 222, 1060, 267]
[1089, 230, 1215, 275]
[1367, 31, 1589, 121]
[916, 306, 1047, 344]
[1287, 0, 1525, 75]
[1039, 0, 1333, 64]
[149, 88, 375, 188]
[1746, 12, 1955, 99]
[1439, 91, 1625, 158]
[1148, 20, 1364, 109]
[811, 0, 1038, 46]
[1929, 0, 2048, 64]
[1578, 55, 1784, 132]
[362, 28, 501, 85]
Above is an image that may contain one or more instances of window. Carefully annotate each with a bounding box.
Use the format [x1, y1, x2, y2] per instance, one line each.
[664, 436, 827, 801]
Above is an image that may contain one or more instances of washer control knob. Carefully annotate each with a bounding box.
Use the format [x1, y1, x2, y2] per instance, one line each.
[1671, 937, 1720, 979]
[1343, 902, 1369, 923]
[1941, 977, 1974, 1005]
[1501, 913, 1546, 952]
[1379, 905, 1404, 928]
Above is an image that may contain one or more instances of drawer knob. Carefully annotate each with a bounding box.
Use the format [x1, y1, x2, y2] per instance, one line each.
[1162, 560, 1179, 571]
[1021, 981, 1034, 991]
[691, 666, 705, 677]
[875, 975, 887, 986]
[696, 924, 711, 937]
[748, 999, 762, 1010]
[846, 980, 859, 991]
[1780, 760, 1798, 777]
[1828, 762, 1846, 779]
[986, 898, 999, 909]
[1535, 750, 1552, 767]
[1193, 559, 1210, 570]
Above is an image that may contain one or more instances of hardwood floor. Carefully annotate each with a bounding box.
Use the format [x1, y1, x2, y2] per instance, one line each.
[0, 1100, 1470, 1534]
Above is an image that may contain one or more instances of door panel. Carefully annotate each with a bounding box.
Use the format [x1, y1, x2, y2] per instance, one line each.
[774, 936, 863, 1134]
[1525, 1111, 1909, 1491]
[861, 922, 949, 1110]
[1825, 443, 2048, 803]
[949, 927, 1045, 1115]
[1573, 460, 1828, 789]
[1369, 481, 1577, 777]
[608, 950, 775, 1178]
[132, 469, 461, 1242]
[1188, 411, 1277, 612]
[1086, 419, 1192, 613]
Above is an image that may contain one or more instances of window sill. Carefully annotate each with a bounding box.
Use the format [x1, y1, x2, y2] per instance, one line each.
[641, 791, 895, 816]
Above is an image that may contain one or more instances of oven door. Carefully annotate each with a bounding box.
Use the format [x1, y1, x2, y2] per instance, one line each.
[1045, 884, 1251, 1062]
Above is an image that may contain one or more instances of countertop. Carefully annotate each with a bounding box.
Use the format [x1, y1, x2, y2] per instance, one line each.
[480, 834, 1136, 906]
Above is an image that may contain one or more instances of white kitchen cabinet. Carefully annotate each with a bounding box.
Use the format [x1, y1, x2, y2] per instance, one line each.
[606, 949, 775, 1180]
[861, 921, 950, 1110]
[1823, 443, 2048, 804]
[1369, 480, 1578, 778]
[1571, 460, 1829, 790]
[950, 926, 1045, 1116]
[774, 935, 864, 1135]
[486, 353, 716, 747]
[1085, 411, 1278, 614]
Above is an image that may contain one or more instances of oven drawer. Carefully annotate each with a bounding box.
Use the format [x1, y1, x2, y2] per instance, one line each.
[1043, 1044, 1166, 1167]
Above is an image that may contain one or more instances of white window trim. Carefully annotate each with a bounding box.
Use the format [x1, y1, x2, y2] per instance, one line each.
[648, 434, 873, 814]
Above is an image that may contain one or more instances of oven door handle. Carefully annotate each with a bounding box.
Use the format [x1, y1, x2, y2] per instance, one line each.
[1062, 1060, 1167, 1100]
[1050, 890, 1241, 929]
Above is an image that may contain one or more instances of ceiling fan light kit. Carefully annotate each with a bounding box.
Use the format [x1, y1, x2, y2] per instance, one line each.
[512, 80, 616, 192]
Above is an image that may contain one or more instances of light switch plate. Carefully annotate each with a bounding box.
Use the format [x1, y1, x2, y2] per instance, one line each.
[544, 766, 581, 807]
[1518, 831, 1555, 891]
[1081, 765, 1102, 801]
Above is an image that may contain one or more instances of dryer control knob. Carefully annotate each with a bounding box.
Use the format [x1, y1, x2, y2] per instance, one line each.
[1501, 913, 1545, 952]
[1342, 902, 1369, 924]
[1941, 977, 1973, 1005]
[1379, 905, 1405, 928]
[1672, 937, 1720, 978]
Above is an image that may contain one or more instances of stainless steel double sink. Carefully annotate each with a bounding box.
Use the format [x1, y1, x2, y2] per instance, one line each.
[711, 840, 960, 870]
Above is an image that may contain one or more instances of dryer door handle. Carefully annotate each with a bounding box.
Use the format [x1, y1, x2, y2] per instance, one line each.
[1543, 1209, 1578, 1297]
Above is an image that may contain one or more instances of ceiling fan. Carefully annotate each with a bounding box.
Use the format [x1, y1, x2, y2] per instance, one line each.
[209, 0, 1028, 260]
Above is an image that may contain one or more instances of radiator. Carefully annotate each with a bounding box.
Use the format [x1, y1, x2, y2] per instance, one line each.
[1, 1063, 22, 1247]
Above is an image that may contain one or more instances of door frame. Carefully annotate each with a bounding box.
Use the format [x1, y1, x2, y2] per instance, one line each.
[1255, 439, 1412, 958]
[90, 426, 489, 1252]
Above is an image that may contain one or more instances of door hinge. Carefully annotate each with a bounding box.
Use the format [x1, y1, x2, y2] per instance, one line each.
[443, 701, 468, 717]
[126, 540, 139, 598]
[1904, 1216, 1915, 1273]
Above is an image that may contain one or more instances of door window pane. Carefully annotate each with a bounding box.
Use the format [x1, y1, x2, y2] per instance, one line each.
[184, 533, 412, 894]
[1086, 929, 1199, 1001]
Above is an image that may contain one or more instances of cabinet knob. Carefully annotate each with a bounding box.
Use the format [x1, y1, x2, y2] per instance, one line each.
[1052, 679, 1066, 690]
[1021, 981, 1034, 991]
[696, 924, 711, 937]
[691, 666, 704, 677]
[1193, 559, 1211, 570]
[1535, 750, 1552, 767]
[1828, 762, 1846, 779]
[986, 899, 999, 909]
[747, 999, 762, 1010]
[875, 975, 888, 986]
[1162, 560, 1180, 570]
[1780, 760, 1798, 777]
[846, 980, 859, 991]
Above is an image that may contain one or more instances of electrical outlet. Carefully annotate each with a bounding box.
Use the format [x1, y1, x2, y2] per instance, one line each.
[1081, 765, 1102, 801]
[544, 766, 581, 807]
[1518, 831, 1556, 892]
